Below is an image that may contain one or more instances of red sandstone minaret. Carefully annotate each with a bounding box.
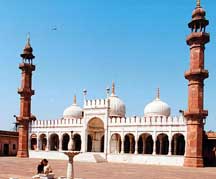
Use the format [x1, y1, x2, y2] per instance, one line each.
[16, 36, 36, 158]
[184, 0, 210, 167]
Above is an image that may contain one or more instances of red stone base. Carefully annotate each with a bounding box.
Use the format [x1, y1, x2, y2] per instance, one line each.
[184, 156, 204, 167]
[17, 150, 29, 158]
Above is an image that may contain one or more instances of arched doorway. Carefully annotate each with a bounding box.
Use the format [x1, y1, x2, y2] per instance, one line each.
[74, 134, 81, 151]
[87, 117, 104, 152]
[138, 133, 153, 154]
[39, 134, 47, 150]
[171, 133, 185, 155]
[87, 135, 92, 152]
[30, 134, 37, 150]
[100, 135, 104, 152]
[124, 133, 135, 154]
[156, 133, 169, 155]
[110, 133, 121, 153]
[62, 133, 70, 150]
[49, 133, 59, 151]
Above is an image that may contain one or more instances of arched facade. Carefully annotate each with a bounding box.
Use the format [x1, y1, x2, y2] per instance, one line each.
[30, 134, 37, 150]
[171, 133, 185, 155]
[62, 133, 69, 151]
[138, 133, 153, 154]
[74, 133, 81, 151]
[39, 134, 47, 150]
[124, 133, 135, 154]
[87, 117, 104, 152]
[49, 133, 59, 151]
[156, 133, 169, 155]
[110, 133, 121, 153]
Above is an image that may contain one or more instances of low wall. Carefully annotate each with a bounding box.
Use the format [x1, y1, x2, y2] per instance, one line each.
[29, 151, 184, 166]
[107, 154, 184, 166]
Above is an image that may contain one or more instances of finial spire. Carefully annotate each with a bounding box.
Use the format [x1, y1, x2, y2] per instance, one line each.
[196, 0, 201, 8]
[156, 88, 160, 99]
[27, 32, 30, 46]
[112, 81, 115, 95]
[73, 95, 77, 104]
[106, 86, 110, 98]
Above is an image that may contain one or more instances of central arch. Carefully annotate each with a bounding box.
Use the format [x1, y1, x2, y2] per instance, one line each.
[87, 117, 104, 152]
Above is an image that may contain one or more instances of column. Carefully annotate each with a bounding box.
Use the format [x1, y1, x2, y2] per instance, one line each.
[81, 128, 86, 152]
[135, 137, 138, 154]
[47, 133, 50, 151]
[168, 136, 172, 156]
[45, 132, 49, 151]
[152, 138, 156, 155]
[36, 135, 40, 151]
[121, 135, 124, 154]
[59, 135, 62, 151]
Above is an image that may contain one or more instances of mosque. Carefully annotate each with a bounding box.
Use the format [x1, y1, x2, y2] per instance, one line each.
[29, 85, 186, 166]
[14, 0, 216, 167]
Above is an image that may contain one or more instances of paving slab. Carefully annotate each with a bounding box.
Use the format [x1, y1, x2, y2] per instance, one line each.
[0, 157, 216, 179]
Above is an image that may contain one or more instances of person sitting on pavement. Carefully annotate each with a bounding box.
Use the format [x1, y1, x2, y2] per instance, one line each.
[42, 159, 53, 175]
[37, 160, 44, 174]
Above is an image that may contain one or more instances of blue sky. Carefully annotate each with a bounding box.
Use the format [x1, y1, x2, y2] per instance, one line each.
[0, 0, 215, 131]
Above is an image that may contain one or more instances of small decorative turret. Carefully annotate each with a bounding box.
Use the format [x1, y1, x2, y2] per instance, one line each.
[20, 34, 35, 64]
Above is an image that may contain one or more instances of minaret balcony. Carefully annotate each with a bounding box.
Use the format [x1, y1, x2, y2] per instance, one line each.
[18, 88, 35, 96]
[16, 116, 36, 122]
[186, 32, 209, 46]
[184, 109, 208, 119]
[19, 63, 35, 71]
[184, 69, 208, 80]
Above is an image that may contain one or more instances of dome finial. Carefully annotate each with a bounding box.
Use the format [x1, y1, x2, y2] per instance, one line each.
[156, 88, 160, 99]
[27, 32, 30, 46]
[196, 0, 201, 8]
[112, 81, 115, 95]
[73, 95, 77, 104]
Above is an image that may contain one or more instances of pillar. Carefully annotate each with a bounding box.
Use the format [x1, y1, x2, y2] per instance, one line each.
[153, 138, 156, 155]
[134, 136, 138, 154]
[168, 136, 172, 156]
[59, 135, 62, 151]
[121, 135, 124, 154]
[36, 135, 40, 151]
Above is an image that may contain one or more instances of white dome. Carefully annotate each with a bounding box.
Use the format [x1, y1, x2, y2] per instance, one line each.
[109, 95, 126, 118]
[144, 92, 171, 117]
[108, 82, 126, 118]
[63, 96, 83, 119]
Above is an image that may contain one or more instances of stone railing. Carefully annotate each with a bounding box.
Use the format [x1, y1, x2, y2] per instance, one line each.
[30, 118, 83, 128]
[84, 99, 108, 109]
[109, 116, 186, 126]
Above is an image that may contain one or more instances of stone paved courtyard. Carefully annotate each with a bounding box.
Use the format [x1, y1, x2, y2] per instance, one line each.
[0, 157, 216, 179]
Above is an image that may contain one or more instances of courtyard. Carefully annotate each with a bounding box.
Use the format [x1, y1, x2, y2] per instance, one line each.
[0, 157, 216, 179]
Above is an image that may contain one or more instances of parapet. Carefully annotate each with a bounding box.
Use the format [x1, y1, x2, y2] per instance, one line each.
[108, 116, 186, 126]
[84, 99, 109, 109]
[30, 118, 83, 128]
